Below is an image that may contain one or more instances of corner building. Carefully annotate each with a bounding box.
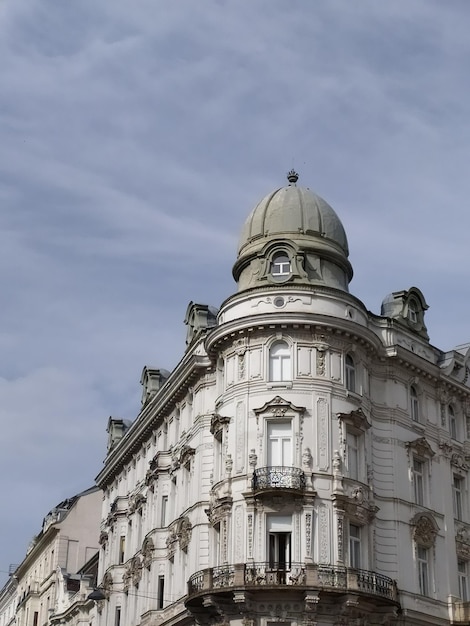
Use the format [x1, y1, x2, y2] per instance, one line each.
[96, 172, 470, 626]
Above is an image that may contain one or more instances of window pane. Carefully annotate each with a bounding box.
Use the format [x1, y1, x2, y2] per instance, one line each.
[269, 342, 291, 382]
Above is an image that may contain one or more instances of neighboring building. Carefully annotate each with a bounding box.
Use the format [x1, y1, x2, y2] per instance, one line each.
[49, 552, 99, 626]
[0, 572, 18, 626]
[13, 487, 101, 626]
[95, 172, 470, 626]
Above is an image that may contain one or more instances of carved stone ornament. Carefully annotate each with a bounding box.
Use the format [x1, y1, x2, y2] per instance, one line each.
[337, 407, 371, 431]
[205, 497, 232, 527]
[178, 516, 192, 551]
[141, 537, 155, 569]
[452, 453, 470, 471]
[130, 556, 143, 587]
[334, 490, 377, 524]
[98, 530, 108, 546]
[411, 513, 438, 547]
[406, 437, 435, 459]
[166, 527, 178, 559]
[210, 413, 231, 436]
[249, 449, 258, 468]
[253, 396, 306, 419]
[122, 566, 131, 593]
[439, 442, 453, 457]
[128, 492, 146, 515]
[101, 571, 113, 599]
[456, 526, 470, 559]
[179, 445, 195, 470]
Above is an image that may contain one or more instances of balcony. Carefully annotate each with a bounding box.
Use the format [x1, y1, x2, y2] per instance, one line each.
[252, 466, 306, 493]
[451, 601, 470, 623]
[187, 562, 399, 604]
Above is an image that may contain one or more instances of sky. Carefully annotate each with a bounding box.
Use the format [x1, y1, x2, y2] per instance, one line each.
[1, 0, 470, 583]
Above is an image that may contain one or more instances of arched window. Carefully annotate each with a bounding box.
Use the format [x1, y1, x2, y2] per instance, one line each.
[449, 405, 457, 440]
[270, 253, 291, 281]
[345, 354, 356, 392]
[410, 386, 419, 422]
[269, 341, 291, 382]
[408, 299, 419, 324]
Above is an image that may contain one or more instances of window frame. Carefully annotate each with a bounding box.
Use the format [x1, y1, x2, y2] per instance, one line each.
[449, 405, 458, 440]
[459, 560, 469, 602]
[417, 545, 430, 596]
[349, 523, 361, 569]
[268, 340, 292, 383]
[410, 385, 420, 422]
[271, 253, 292, 279]
[412, 457, 425, 506]
[346, 431, 360, 481]
[345, 354, 356, 393]
[453, 474, 464, 520]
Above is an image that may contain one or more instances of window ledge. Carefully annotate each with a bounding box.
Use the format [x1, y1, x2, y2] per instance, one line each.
[267, 382, 293, 389]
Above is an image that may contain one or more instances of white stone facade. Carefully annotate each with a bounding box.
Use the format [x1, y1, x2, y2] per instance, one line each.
[95, 174, 470, 626]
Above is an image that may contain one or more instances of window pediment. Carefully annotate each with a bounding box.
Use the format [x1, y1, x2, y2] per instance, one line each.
[406, 437, 435, 459]
[253, 396, 305, 418]
[337, 407, 371, 431]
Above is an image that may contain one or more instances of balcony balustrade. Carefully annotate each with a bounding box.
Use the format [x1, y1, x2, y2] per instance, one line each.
[252, 466, 306, 491]
[187, 562, 398, 603]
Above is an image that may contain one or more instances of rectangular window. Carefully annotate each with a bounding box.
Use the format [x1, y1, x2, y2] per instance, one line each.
[459, 560, 469, 601]
[349, 524, 361, 569]
[161, 495, 168, 527]
[347, 432, 359, 480]
[269, 342, 291, 382]
[417, 546, 429, 595]
[158, 576, 165, 609]
[453, 475, 464, 520]
[267, 421, 292, 467]
[413, 459, 425, 506]
[267, 515, 292, 571]
[114, 607, 121, 626]
[33, 612, 38, 626]
[119, 535, 126, 564]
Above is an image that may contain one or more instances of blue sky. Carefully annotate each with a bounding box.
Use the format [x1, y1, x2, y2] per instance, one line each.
[1, 0, 470, 581]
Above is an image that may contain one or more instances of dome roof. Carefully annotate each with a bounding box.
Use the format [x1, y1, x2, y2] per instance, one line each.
[238, 172, 349, 256]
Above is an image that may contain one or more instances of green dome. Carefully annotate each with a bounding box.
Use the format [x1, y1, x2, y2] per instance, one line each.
[238, 177, 349, 257]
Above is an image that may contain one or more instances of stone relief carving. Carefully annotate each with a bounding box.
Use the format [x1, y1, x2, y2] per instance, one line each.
[178, 516, 192, 551]
[411, 513, 438, 547]
[406, 437, 435, 459]
[305, 513, 312, 557]
[456, 526, 470, 559]
[452, 452, 470, 471]
[141, 537, 154, 569]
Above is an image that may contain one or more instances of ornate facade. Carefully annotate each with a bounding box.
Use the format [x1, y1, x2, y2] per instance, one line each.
[95, 172, 470, 626]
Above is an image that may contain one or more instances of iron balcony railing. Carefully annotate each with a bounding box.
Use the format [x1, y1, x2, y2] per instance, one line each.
[252, 466, 306, 491]
[187, 562, 398, 603]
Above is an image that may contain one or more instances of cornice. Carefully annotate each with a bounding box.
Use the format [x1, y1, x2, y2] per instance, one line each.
[96, 352, 211, 488]
[206, 312, 383, 358]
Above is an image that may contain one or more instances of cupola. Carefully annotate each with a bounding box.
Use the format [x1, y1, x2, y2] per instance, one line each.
[233, 171, 353, 293]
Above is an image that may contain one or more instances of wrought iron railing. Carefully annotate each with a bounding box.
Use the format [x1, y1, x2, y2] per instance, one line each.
[252, 466, 306, 490]
[187, 562, 398, 602]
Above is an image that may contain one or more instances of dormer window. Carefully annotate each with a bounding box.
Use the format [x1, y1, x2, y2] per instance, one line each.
[271, 253, 291, 281]
[408, 300, 419, 324]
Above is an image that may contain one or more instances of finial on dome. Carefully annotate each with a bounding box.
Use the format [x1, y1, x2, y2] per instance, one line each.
[287, 169, 299, 185]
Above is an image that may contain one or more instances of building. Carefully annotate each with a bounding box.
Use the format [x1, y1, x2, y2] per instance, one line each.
[12, 486, 101, 626]
[0, 572, 19, 626]
[95, 171, 470, 626]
